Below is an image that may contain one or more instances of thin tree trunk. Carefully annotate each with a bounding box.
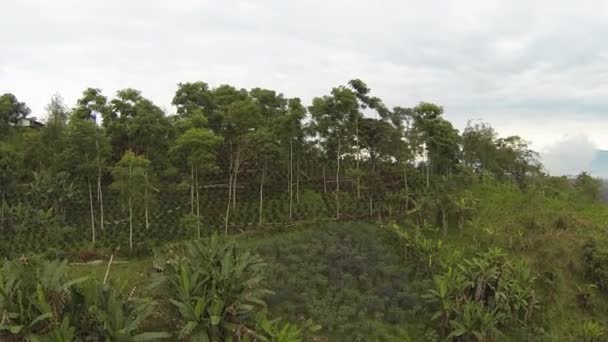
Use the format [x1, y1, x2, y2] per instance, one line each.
[232, 147, 240, 209]
[369, 195, 373, 218]
[128, 196, 133, 250]
[403, 161, 409, 213]
[426, 155, 430, 188]
[128, 161, 133, 250]
[296, 158, 300, 205]
[336, 139, 341, 220]
[259, 161, 266, 225]
[224, 166, 233, 236]
[356, 118, 361, 199]
[144, 172, 149, 230]
[190, 164, 195, 213]
[196, 167, 201, 239]
[442, 207, 447, 238]
[322, 165, 327, 194]
[289, 140, 293, 220]
[88, 178, 96, 244]
[96, 141, 104, 231]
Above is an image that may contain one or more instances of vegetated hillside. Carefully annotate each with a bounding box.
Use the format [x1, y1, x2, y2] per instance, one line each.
[3, 82, 608, 340]
[62, 179, 608, 341]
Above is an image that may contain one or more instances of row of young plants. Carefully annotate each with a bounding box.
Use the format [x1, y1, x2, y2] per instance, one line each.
[0, 237, 319, 341]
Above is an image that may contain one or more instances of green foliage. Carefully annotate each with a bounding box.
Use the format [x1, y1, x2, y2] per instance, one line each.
[583, 239, 608, 292]
[0, 93, 30, 136]
[0, 258, 87, 339]
[251, 223, 419, 340]
[255, 312, 321, 342]
[579, 320, 606, 341]
[425, 248, 539, 339]
[0, 256, 169, 341]
[73, 280, 170, 341]
[153, 236, 271, 340]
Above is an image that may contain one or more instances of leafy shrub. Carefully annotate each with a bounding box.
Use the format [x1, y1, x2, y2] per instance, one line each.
[153, 236, 272, 340]
[0, 257, 169, 341]
[426, 248, 540, 339]
[583, 239, 608, 292]
[579, 320, 606, 342]
[255, 312, 321, 342]
[0, 258, 87, 339]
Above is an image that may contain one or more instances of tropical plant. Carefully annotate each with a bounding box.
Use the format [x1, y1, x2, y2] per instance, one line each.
[153, 236, 272, 340]
[447, 301, 505, 341]
[579, 320, 606, 342]
[255, 312, 321, 342]
[74, 280, 170, 341]
[0, 258, 87, 340]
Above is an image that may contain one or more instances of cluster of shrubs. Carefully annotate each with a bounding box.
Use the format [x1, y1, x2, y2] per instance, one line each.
[424, 248, 539, 341]
[0, 237, 319, 341]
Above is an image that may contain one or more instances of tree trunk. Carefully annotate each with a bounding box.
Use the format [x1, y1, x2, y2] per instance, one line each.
[196, 167, 201, 239]
[128, 161, 133, 249]
[403, 161, 409, 213]
[322, 165, 327, 194]
[369, 195, 373, 218]
[232, 147, 240, 209]
[96, 141, 104, 231]
[190, 164, 195, 213]
[336, 139, 341, 220]
[128, 195, 133, 250]
[144, 172, 150, 230]
[88, 178, 96, 245]
[296, 158, 300, 205]
[426, 157, 430, 188]
[224, 166, 233, 236]
[442, 207, 448, 238]
[259, 160, 266, 225]
[289, 140, 293, 220]
[356, 118, 361, 199]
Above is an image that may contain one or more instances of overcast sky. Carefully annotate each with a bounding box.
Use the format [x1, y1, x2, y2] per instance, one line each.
[2, 0, 608, 174]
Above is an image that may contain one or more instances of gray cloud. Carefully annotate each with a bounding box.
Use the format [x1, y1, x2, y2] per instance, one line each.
[542, 135, 598, 176]
[2, 0, 608, 158]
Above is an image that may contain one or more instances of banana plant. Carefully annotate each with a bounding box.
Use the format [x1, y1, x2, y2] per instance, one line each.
[447, 301, 505, 341]
[76, 280, 170, 341]
[0, 258, 87, 339]
[153, 236, 272, 340]
[255, 313, 321, 342]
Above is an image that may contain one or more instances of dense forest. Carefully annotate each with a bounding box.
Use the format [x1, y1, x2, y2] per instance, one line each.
[1, 80, 608, 341]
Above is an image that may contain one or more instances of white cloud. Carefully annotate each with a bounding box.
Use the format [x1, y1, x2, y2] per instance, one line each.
[2, 0, 608, 163]
[542, 135, 597, 176]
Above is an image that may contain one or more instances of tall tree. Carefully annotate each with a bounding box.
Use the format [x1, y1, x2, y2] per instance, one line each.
[251, 88, 287, 224]
[412, 102, 460, 186]
[220, 91, 262, 233]
[110, 151, 150, 250]
[171, 114, 223, 237]
[72, 89, 111, 231]
[309, 86, 359, 219]
[63, 115, 109, 244]
[276, 98, 306, 219]
[0, 93, 30, 137]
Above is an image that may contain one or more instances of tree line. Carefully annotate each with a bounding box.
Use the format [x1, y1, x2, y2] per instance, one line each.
[0, 80, 545, 250]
